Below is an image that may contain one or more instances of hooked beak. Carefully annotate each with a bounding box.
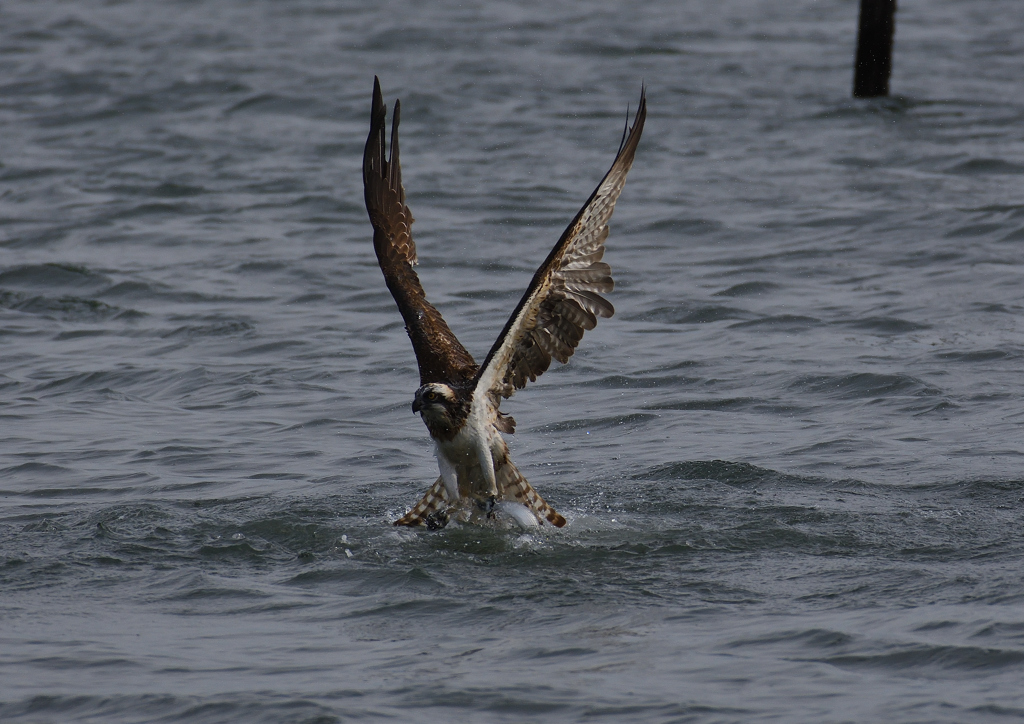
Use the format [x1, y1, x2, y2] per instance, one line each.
[412, 398, 422, 413]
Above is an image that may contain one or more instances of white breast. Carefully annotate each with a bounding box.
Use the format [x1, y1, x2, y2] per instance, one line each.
[435, 415, 503, 500]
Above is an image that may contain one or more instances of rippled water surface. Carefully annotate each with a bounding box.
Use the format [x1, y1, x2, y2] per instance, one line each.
[3, 1, 1024, 722]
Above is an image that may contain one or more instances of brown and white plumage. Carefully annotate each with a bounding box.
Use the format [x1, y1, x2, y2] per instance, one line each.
[363, 78, 478, 386]
[363, 77, 645, 530]
[392, 476, 450, 529]
[391, 459, 565, 529]
[473, 90, 646, 422]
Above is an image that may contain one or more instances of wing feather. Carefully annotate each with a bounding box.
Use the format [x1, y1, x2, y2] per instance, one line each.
[497, 460, 566, 527]
[472, 89, 646, 407]
[393, 477, 451, 527]
[363, 77, 478, 385]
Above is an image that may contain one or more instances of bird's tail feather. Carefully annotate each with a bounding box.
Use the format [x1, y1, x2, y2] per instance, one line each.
[497, 460, 567, 527]
[393, 476, 450, 527]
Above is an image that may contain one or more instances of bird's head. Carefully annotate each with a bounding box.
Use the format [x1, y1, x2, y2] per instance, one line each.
[412, 383, 459, 430]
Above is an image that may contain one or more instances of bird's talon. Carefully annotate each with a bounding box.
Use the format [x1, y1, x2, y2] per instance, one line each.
[425, 509, 449, 530]
[476, 495, 498, 519]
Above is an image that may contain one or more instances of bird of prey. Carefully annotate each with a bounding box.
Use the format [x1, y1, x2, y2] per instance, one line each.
[363, 77, 645, 530]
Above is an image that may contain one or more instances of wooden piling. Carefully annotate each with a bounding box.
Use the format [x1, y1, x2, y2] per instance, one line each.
[853, 0, 896, 98]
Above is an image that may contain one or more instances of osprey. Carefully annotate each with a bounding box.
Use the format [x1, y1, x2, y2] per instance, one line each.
[363, 77, 645, 530]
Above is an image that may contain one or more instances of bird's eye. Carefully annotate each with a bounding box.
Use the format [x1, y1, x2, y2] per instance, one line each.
[426, 392, 437, 401]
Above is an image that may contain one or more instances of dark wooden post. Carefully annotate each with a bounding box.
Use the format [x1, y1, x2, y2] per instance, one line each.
[853, 0, 897, 97]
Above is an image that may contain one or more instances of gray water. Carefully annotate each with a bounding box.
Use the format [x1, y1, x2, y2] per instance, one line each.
[2, 1, 1024, 722]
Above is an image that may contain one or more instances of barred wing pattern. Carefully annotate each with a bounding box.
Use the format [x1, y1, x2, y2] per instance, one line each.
[393, 477, 450, 528]
[473, 89, 646, 408]
[363, 77, 478, 386]
[394, 465, 565, 528]
[497, 460, 566, 527]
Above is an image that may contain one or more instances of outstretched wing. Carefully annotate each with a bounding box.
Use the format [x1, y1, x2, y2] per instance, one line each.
[363, 77, 478, 385]
[472, 88, 646, 409]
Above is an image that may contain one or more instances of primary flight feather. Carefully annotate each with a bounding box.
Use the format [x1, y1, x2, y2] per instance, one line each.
[363, 77, 646, 529]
